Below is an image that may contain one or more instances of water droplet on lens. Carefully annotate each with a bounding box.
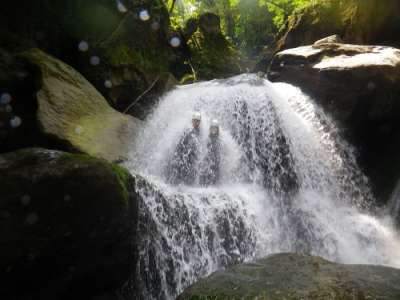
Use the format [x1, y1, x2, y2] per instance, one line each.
[90, 56, 100, 66]
[117, 0, 128, 13]
[10, 116, 22, 128]
[75, 126, 83, 135]
[151, 21, 160, 31]
[26, 213, 38, 225]
[5, 105, 12, 113]
[0, 93, 11, 104]
[78, 41, 89, 52]
[170, 36, 181, 48]
[139, 9, 150, 21]
[104, 80, 113, 89]
[21, 195, 31, 206]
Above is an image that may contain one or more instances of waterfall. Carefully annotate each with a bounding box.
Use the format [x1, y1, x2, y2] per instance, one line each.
[389, 179, 400, 220]
[125, 74, 400, 299]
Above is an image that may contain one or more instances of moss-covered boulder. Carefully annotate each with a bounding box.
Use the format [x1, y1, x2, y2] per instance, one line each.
[178, 253, 400, 300]
[21, 48, 141, 162]
[188, 13, 242, 80]
[276, 0, 400, 52]
[100, 0, 180, 115]
[0, 148, 138, 299]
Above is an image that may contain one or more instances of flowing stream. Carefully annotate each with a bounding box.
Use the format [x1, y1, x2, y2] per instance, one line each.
[126, 74, 400, 299]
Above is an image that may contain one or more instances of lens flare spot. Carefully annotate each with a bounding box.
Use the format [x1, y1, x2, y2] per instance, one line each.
[90, 56, 101, 66]
[21, 195, 31, 206]
[75, 126, 83, 135]
[151, 21, 160, 31]
[170, 36, 181, 48]
[104, 80, 113, 89]
[117, 0, 128, 13]
[26, 213, 38, 225]
[0, 93, 12, 104]
[10, 116, 22, 128]
[139, 9, 150, 21]
[78, 41, 89, 52]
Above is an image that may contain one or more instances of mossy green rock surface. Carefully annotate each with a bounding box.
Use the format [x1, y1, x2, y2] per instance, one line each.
[276, 0, 400, 52]
[189, 13, 242, 80]
[178, 253, 400, 300]
[0, 148, 138, 299]
[21, 48, 142, 162]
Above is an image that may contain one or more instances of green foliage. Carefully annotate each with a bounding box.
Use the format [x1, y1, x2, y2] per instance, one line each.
[167, 0, 324, 56]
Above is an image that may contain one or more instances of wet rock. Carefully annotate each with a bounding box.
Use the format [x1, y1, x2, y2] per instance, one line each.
[0, 148, 139, 300]
[188, 13, 242, 80]
[21, 48, 142, 162]
[268, 41, 400, 203]
[275, 0, 400, 53]
[199, 13, 222, 35]
[0, 48, 42, 153]
[178, 253, 400, 300]
[99, 0, 182, 117]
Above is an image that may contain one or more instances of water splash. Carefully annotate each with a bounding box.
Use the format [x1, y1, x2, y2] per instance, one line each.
[126, 74, 400, 299]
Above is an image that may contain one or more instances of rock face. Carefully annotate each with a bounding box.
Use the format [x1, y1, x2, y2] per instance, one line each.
[276, 0, 400, 52]
[268, 41, 400, 202]
[188, 13, 242, 80]
[21, 48, 141, 162]
[178, 253, 400, 300]
[0, 148, 138, 300]
[100, 0, 180, 115]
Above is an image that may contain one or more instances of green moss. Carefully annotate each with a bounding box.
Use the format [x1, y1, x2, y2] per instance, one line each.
[105, 44, 168, 73]
[188, 30, 241, 80]
[180, 73, 196, 85]
[58, 153, 131, 205]
[111, 164, 132, 203]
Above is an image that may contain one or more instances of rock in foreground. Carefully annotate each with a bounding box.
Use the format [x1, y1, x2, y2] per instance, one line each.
[178, 253, 400, 300]
[0, 148, 138, 300]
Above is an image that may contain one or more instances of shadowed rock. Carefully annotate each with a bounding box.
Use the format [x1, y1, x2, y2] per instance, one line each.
[0, 148, 139, 300]
[268, 41, 400, 203]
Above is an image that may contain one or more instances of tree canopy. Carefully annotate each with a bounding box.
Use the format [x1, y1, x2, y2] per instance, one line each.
[166, 0, 321, 56]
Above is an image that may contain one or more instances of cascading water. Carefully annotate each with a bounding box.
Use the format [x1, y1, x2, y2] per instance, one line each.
[125, 74, 400, 299]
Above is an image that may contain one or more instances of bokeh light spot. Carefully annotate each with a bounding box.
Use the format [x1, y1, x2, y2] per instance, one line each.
[90, 56, 101, 66]
[151, 21, 160, 31]
[104, 80, 113, 89]
[75, 126, 83, 135]
[170, 36, 181, 48]
[78, 41, 89, 52]
[0, 93, 12, 105]
[139, 9, 150, 21]
[10, 116, 22, 128]
[26, 213, 38, 225]
[117, 0, 128, 13]
[21, 195, 31, 206]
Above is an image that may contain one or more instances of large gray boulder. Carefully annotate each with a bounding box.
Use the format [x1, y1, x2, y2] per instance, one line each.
[178, 253, 400, 300]
[21, 48, 142, 162]
[0, 148, 139, 300]
[268, 41, 400, 203]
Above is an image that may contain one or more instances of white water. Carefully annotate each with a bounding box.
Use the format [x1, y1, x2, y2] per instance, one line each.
[126, 74, 400, 299]
[389, 179, 400, 219]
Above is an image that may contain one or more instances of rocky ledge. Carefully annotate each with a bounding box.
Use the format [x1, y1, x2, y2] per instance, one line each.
[178, 253, 400, 300]
[268, 37, 400, 203]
